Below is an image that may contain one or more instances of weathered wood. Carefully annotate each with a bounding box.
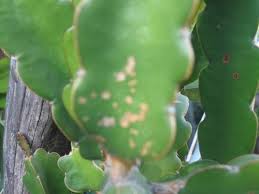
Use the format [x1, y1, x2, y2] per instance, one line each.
[3, 58, 69, 194]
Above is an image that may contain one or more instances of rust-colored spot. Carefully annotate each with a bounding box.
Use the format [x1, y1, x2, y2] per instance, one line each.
[232, 72, 240, 80]
[78, 97, 87, 104]
[223, 54, 230, 64]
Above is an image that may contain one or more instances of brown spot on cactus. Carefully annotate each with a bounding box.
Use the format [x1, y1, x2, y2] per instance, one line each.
[78, 97, 87, 104]
[120, 118, 130, 128]
[223, 54, 230, 64]
[125, 56, 136, 77]
[98, 117, 116, 128]
[115, 71, 126, 82]
[101, 91, 112, 100]
[125, 96, 133, 105]
[141, 141, 153, 156]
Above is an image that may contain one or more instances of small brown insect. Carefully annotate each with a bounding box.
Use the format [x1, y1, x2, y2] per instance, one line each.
[223, 54, 230, 64]
[232, 72, 240, 80]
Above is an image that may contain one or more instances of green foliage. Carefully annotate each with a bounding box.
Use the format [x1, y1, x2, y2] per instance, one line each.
[197, 0, 259, 162]
[180, 155, 259, 194]
[58, 147, 105, 192]
[140, 93, 191, 182]
[0, 0, 258, 193]
[23, 149, 72, 194]
[69, 0, 194, 161]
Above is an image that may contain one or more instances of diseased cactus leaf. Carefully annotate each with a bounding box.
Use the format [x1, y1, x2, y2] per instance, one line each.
[179, 155, 259, 194]
[23, 149, 72, 194]
[197, 0, 259, 162]
[62, 84, 103, 160]
[0, 0, 73, 100]
[58, 147, 105, 193]
[71, 0, 194, 160]
[140, 93, 191, 182]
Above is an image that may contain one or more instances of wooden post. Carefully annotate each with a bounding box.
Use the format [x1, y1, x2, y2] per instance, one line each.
[3, 58, 69, 194]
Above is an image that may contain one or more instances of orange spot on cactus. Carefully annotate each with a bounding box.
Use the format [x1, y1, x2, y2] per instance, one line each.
[78, 97, 87, 104]
[223, 54, 230, 64]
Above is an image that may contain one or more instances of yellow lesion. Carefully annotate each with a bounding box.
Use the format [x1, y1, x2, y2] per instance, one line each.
[141, 141, 153, 156]
[119, 103, 149, 129]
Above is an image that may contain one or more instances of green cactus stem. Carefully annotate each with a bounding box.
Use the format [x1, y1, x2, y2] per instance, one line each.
[197, 0, 259, 162]
[69, 0, 196, 161]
